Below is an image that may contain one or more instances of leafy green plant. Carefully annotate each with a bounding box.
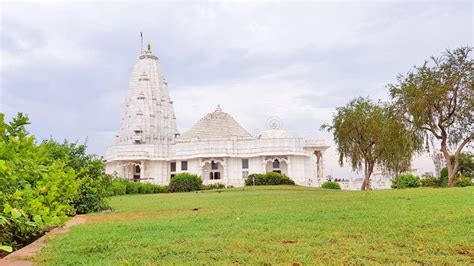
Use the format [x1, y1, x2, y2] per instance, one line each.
[168, 173, 202, 192]
[110, 181, 127, 195]
[391, 174, 420, 189]
[41, 140, 112, 214]
[201, 183, 226, 190]
[420, 176, 441, 187]
[321, 181, 341, 190]
[454, 176, 472, 187]
[109, 179, 167, 195]
[0, 113, 79, 251]
[244, 172, 295, 186]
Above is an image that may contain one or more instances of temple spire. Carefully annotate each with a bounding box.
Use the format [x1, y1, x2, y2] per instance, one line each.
[140, 32, 143, 54]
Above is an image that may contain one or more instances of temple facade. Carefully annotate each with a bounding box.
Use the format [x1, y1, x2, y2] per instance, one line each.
[105, 45, 329, 187]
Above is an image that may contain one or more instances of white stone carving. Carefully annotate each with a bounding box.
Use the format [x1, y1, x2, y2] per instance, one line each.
[105, 47, 330, 187]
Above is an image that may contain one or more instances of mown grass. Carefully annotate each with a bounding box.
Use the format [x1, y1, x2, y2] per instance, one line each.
[37, 186, 473, 265]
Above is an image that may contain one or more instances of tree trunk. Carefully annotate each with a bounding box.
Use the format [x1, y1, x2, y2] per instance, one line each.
[361, 161, 373, 190]
[396, 169, 401, 189]
[440, 139, 457, 187]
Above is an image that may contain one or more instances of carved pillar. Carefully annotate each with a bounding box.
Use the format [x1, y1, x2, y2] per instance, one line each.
[314, 151, 323, 181]
[140, 160, 145, 181]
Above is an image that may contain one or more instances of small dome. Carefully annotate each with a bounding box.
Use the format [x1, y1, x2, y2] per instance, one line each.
[259, 129, 294, 139]
[180, 105, 252, 140]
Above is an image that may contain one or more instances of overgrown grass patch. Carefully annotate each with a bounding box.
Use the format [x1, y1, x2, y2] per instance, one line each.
[37, 186, 474, 264]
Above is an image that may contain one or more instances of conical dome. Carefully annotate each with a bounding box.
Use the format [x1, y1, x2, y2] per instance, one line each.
[117, 46, 178, 144]
[180, 106, 252, 140]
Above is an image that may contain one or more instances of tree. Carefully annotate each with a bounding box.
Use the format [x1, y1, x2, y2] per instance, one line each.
[389, 47, 473, 187]
[322, 98, 388, 190]
[381, 106, 423, 189]
[449, 152, 473, 178]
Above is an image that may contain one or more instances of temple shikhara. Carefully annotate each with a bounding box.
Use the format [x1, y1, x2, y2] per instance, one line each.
[105, 44, 329, 187]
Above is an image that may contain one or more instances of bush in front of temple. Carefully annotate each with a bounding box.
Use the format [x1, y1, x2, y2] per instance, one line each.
[321, 181, 341, 190]
[245, 172, 295, 186]
[109, 179, 168, 195]
[168, 173, 203, 192]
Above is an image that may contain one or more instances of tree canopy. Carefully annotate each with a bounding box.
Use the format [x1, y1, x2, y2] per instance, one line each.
[389, 47, 473, 186]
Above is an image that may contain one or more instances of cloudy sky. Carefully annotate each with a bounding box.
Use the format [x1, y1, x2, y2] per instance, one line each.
[1, 1, 472, 178]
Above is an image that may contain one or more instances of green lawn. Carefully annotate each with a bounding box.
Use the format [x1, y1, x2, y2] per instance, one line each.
[37, 186, 473, 265]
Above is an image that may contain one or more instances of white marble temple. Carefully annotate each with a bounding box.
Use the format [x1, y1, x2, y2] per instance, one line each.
[105, 46, 329, 187]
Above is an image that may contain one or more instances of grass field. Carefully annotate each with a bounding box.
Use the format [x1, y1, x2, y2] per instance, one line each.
[37, 186, 473, 265]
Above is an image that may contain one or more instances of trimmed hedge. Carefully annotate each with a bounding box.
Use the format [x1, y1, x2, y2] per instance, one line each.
[244, 172, 295, 186]
[168, 173, 202, 192]
[321, 181, 341, 190]
[201, 183, 226, 190]
[109, 179, 168, 195]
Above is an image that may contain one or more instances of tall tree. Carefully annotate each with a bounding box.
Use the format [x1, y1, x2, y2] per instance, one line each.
[380, 106, 423, 189]
[322, 98, 388, 190]
[389, 47, 473, 187]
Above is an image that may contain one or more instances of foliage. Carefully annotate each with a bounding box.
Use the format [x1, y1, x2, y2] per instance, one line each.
[449, 152, 473, 178]
[110, 181, 127, 196]
[168, 173, 203, 192]
[109, 179, 168, 195]
[322, 98, 405, 190]
[382, 106, 423, 188]
[454, 176, 472, 187]
[40, 140, 112, 214]
[421, 176, 443, 187]
[391, 174, 421, 189]
[389, 47, 473, 186]
[0, 113, 79, 251]
[244, 172, 295, 186]
[421, 168, 471, 188]
[321, 181, 341, 190]
[37, 186, 474, 265]
[201, 183, 226, 190]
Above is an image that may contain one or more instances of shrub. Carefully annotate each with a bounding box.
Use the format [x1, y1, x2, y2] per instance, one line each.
[321, 181, 341, 190]
[201, 183, 226, 190]
[244, 172, 295, 186]
[42, 140, 112, 214]
[168, 173, 203, 192]
[110, 181, 126, 196]
[421, 176, 441, 187]
[454, 176, 472, 187]
[420, 171, 449, 188]
[110, 179, 167, 195]
[0, 113, 79, 252]
[153, 185, 168, 193]
[391, 174, 420, 189]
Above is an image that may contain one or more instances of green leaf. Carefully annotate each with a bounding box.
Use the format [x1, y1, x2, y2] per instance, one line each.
[11, 208, 21, 219]
[0, 245, 13, 253]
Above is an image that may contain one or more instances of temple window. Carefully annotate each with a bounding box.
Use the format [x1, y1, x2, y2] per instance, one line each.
[272, 159, 281, 173]
[242, 159, 249, 169]
[273, 159, 280, 169]
[170, 162, 176, 172]
[133, 165, 141, 182]
[211, 161, 218, 170]
[210, 161, 221, 180]
[210, 172, 221, 180]
[181, 161, 188, 171]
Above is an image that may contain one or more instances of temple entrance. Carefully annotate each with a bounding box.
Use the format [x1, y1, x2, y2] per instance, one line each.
[202, 159, 224, 184]
[133, 165, 141, 182]
[265, 158, 288, 175]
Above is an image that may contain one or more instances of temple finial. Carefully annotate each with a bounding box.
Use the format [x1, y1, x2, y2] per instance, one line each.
[140, 32, 143, 54]
[147, 42, 151, 52]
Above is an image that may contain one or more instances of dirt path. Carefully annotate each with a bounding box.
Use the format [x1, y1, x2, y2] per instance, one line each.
[0, 215, 87, 266]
